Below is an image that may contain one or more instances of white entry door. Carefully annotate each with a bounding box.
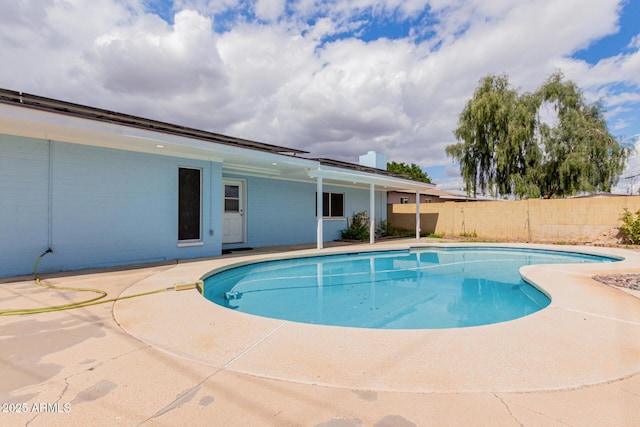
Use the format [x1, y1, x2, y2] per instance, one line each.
[222, 179, 245, 243]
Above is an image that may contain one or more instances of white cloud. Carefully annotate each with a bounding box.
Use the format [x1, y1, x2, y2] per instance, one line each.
[85, 11, 224, 95]
[613, 135, 640, 194]
[613, 118, 629, 130]
[0, 0, 637, 180]
[172, 0, 241, 16]
[254, 0, 286, 21]
[606, 91, 640, 106]
[579, 50, 640, 88]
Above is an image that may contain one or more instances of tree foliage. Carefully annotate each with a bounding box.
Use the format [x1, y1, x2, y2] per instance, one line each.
[387, 161, 432, 183]
[446, 72, 630, 198]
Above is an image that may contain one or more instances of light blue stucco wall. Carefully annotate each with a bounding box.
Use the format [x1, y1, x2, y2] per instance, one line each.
[223, 174, 387, 249]
[1, 132, 389, 277]
[1, 135, 49, 276]
[1, 134, 223, 277]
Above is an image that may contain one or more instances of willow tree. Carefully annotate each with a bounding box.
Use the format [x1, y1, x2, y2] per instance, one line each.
[533, 73, 629, 198]
[446, 72, 629, 198]
[445, 74, 518, 197]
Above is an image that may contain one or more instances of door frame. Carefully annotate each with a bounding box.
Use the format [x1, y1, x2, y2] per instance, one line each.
[222, 178, 247, 244]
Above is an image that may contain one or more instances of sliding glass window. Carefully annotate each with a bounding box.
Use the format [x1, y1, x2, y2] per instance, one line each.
[317, 192, 344, 218]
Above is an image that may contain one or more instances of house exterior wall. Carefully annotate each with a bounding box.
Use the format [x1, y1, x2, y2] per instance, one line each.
[1, 134, 49, 276]
[342, 185, 387, 229]
[223, 175, 388, 249]
[1, 134, 223, 277]
[387, 192, 440, 204]
[2, 132, 391, 277]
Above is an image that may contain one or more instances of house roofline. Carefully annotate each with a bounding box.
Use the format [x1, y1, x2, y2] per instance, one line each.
[314, 158, 436, 188]
[0, 88, 434, 192]
[0, 88, 308, 156]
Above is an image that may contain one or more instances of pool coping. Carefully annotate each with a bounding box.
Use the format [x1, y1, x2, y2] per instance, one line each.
[114, 242, 640, 393]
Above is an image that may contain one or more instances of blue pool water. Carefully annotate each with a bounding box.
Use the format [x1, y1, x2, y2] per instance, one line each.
[202, 247, 618, 329]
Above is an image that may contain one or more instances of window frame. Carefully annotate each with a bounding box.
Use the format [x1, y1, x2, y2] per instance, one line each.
[177, 167, 203, 246]
[316, 191, 345, 219]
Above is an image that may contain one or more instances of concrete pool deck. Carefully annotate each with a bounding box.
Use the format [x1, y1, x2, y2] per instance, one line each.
[2, 241, 640, 426]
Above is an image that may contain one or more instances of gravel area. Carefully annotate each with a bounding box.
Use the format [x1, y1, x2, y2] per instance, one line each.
[593, 274, 640, 291]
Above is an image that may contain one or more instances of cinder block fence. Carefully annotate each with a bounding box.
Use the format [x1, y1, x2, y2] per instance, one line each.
[387, 196, 640, 244]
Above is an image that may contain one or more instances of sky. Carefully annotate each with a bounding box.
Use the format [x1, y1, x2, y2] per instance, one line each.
[1, 0, 639, 193]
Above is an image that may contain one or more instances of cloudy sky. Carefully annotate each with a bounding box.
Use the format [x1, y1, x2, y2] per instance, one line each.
[1, 0, 639, 192]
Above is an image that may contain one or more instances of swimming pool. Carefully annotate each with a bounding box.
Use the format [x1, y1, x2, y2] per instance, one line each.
[202, 247, 617, 329]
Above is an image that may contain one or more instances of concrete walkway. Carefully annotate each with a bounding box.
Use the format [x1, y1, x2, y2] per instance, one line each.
[1, 241, 640, 426]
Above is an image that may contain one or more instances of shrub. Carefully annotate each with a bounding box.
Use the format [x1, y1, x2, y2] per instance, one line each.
[340, 211, 370, 240]
[376, 219, 399, 238]
[619, 208, 640, 244]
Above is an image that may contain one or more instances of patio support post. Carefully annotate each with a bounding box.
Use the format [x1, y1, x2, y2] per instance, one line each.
[416, 190, 421, 240]
[317, 176, 323, 249]
[369, 183, 375, 244]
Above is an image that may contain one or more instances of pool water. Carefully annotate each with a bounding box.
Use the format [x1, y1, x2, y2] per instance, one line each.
[202, 247, 617, 329]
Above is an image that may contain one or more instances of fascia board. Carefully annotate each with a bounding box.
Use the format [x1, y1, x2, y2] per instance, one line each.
[307, 166, 434, 193]
[0, 103, 318, 170]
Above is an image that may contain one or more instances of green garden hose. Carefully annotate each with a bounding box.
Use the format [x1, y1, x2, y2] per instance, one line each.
[0, 250, 197, 316]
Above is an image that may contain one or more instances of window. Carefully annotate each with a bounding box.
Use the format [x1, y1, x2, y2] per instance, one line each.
[317, 192, 344, 218]
[400, 197, 409, 204]
[224, 184, 240, 213]
[178, 167, 201, 241]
